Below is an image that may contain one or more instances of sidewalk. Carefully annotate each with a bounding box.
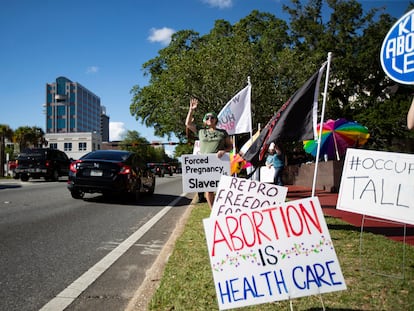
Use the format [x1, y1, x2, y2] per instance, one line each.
[286, 185, 414, 246]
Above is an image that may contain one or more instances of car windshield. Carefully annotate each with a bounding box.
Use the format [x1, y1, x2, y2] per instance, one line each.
[18, 149, 46, 159]
[81, 151, 130, 161]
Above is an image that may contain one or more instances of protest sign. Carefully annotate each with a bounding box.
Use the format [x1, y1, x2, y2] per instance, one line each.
[193, 140, 200, 155]
[211, 175, 288, 217]
[181, 153, 231, 193]
[204, 197, 346, 310]
[259, 166, 275, 183]
[380, 9, 414, 84]
[337, 148, 414, 225]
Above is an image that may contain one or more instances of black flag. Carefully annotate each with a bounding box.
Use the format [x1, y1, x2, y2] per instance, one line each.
[242, 64, 326, 167]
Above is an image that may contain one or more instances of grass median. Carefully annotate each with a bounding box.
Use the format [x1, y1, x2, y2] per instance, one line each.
[149, 203, 414, 310]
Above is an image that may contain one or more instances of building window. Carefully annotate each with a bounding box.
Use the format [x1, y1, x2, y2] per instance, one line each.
[57, 118, 66, 129]
[79, 142, 87, 151]
[49, 143, 58, 149]
[64, 142, 72, 151]
[57, 106, 66, 116]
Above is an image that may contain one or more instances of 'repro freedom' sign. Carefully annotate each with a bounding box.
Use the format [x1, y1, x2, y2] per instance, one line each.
[380, 9, 414, 84]
[204, 195, 346, 310]
[337, 148, 414, 225]
[211, 175, 288, 217]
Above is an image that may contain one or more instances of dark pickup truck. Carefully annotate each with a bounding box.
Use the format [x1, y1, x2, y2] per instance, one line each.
[14, 148, 71, 181]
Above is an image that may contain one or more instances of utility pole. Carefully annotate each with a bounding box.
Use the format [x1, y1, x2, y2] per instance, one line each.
[0, 130, 5, 177]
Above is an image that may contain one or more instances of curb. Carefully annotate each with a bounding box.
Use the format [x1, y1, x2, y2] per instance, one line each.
[125, 196, 196, 311]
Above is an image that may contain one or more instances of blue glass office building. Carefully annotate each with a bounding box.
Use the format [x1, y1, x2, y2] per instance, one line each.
[46, 76, 102, 134]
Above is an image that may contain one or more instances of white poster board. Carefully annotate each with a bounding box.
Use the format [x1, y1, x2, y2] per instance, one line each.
[211, 175, 288, 217]
[181, 153, 231, 193]
[337, 148, 414, 225]
[204, 196, 346, 310]
[259, 165, 275, 183]
[193, 140, 200, 155]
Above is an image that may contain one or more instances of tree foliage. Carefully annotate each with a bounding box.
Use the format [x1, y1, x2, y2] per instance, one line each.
[13, 126, 45, 151]
[119, 130, 169, 163]
[130, 0, 414, 154]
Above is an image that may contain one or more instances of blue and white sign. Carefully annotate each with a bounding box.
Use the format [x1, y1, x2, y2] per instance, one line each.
[380, 9, 414, 84]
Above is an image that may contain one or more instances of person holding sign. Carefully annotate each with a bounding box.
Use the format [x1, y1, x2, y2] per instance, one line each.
[185, 98, 232, 208]
[408, 97, 414, 130]
[265, 142, 285, 186]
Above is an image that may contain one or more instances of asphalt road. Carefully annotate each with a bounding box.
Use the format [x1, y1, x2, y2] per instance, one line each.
[0, 175, 192, 311]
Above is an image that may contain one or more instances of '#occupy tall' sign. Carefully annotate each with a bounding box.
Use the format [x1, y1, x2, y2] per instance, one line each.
[380, 9, 414, 84]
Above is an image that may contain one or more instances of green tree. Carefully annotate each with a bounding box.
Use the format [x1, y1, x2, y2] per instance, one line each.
[130, 11, 290, 142]
[13, 126, 45, 152]
[130, 0, 414, 154]
[283, 0, 414, 150]
[119, 130, 166, 163]
[173, 142, 193, 158]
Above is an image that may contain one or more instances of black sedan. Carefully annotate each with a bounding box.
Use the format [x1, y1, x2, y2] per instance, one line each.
[67, 150, 155, 201]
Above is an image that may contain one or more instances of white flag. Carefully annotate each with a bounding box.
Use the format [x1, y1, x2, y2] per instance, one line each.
[217, 84, 252, 135]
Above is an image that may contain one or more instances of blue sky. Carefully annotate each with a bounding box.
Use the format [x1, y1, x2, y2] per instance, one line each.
[0, 0, 410, 155]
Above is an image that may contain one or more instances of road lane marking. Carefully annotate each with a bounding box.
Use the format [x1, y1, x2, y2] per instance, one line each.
[39, 193, 187, 311]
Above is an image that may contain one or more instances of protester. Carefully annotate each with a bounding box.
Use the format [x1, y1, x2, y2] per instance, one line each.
[265, 142, 285, 186]
[408, 97, 414, 130]
[185, 98, 232, 208]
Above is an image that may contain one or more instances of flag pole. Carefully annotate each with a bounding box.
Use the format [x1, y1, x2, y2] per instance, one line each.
[247, 76, 252, 140]
[246, 76, 255, 179]
[312, 52, 332, 197]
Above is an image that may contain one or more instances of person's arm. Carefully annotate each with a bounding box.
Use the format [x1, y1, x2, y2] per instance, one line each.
[265, 157, 272, 167]
[217, 135, 233, 158]
[185, 98, 198, 134]
[407, 97, 414, 130]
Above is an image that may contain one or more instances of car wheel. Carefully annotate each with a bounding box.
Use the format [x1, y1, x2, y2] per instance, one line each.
[129, 181, 141, 202]
[20, 174, 29, 182]
[148, 179, 155, 195]
[52, 169, 59, 181]
[70, 189, 84, 199]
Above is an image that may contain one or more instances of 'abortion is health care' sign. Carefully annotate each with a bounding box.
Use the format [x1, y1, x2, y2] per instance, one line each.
[204, 188, 346, 309]
[380, 9, 414, 84]
[337, 148, 414, 225]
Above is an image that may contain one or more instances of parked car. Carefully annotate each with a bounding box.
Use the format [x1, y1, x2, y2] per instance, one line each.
[14, 148, 71, 181]
[163, 163, 174, 176]
[147, 163, 165, 177]
[147, 162, 174, 177]
[67, 150, 155, 201]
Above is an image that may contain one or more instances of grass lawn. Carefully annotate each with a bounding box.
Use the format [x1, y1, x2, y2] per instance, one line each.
[149, 203, 414, 310]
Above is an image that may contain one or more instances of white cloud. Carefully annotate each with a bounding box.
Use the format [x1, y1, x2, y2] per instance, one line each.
[86, 66, 99, 74]
[148, 27, 175, 45]
[203, 0, 233, 9]
[110, 122, 127, 141]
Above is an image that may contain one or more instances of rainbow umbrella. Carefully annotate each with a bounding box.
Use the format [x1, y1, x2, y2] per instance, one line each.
[303, 118, 370, 160]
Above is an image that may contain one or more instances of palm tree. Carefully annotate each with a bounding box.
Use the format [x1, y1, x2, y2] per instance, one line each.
[13, 126, 45, 152]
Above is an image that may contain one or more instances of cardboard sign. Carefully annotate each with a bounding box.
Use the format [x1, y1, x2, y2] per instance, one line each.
[260, 165, 275, 183]
[193, 140, 200, 155]
[204, 196, 346, 310]
[380, 9, 414, 84]
[211, 175, 288, 217]
[181, 153, 231, 193]
[337, 148, 414, 225]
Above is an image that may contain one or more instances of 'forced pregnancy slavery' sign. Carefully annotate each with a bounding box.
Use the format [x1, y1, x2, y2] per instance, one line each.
[337, 148, 414, 225]
[181, 153, 231, 192]
[203, 196, 346, 310]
